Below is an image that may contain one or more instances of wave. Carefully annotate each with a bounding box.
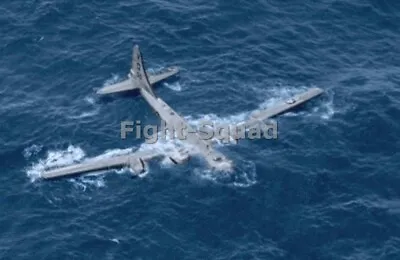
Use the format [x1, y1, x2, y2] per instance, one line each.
[26, 145, 85, 182]
[163, 82, 182, 92]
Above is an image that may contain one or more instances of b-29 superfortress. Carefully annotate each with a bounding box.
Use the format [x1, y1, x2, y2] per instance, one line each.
[41, 45, 324, 180]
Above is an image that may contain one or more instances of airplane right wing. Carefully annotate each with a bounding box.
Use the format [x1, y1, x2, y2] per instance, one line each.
[41, 150, 162, 179]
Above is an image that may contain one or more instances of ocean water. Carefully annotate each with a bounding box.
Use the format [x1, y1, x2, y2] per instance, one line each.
[1, 0, 400, 259]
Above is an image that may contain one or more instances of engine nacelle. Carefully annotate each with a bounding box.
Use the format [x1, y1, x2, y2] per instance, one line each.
[129, 158, 146, 175]
[169, 148, 190, 164]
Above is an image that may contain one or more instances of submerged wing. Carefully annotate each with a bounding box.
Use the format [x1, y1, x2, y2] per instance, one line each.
[41, 150, 162, 179]
[240, 87, 324, 128]
[96, 79, 136, 95]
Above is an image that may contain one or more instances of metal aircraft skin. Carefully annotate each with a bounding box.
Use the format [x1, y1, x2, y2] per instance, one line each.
[131, 45, 232, 170]
[40, 45, 324, 180]
[96, 52, 179, 95]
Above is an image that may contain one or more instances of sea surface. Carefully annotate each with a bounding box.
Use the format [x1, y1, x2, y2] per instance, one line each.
[1, 0, 400, 259]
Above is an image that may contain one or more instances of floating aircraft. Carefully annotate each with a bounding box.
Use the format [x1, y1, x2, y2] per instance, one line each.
[40, 45, 324, 180]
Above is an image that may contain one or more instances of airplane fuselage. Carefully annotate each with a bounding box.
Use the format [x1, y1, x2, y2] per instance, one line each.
[139, 88, 232, 170]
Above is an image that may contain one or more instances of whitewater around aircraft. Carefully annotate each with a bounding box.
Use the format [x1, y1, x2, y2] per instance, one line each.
[40, 45, 324, 180]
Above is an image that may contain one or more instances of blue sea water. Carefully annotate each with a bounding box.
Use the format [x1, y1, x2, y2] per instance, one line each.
[1, 0, 400, 259]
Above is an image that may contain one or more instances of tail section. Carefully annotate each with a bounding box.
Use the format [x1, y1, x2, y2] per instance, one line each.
[130, 45, 156, 97]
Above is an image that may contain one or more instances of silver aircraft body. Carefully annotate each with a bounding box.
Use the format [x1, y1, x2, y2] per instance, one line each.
[131, 45, 232, 170]
[40, 45, 324, 180]
[96, 59, 179, 95]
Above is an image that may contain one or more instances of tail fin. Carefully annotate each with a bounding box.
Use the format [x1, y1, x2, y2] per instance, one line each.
[130, 45, 156, 97]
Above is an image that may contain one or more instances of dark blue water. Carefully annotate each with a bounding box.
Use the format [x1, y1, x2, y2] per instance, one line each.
[1, 0, 400, 259]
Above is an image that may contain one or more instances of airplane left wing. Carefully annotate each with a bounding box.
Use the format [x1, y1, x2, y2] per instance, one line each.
[234, 87, 324, 133]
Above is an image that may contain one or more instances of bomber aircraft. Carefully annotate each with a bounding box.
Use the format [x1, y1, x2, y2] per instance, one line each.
[41, 45, 323, 180]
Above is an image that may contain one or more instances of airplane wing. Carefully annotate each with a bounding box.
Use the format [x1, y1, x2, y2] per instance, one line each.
[239, 87, 324, 129]
[96, 66, 179, 95]
[41, 145, 189, 180]
[41, 150, 162, 179]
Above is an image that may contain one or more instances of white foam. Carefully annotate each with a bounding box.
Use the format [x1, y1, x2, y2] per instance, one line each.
[68, 175, 106, 190]
[25, 137, 182, 183]
[231, 159, 257, 188]
[23, 144, 43, 158]
[68, 109, 99, 119]
[136, 130, 197, 168]
[69, 179, 87, 191]
[310, 95, 335, 120]
[192, 158, 257, 188]
[79, 176, 106, 188]
[26, 137, 250, 188]
[25, 144, 146, 186]
[67, 95, 100, 119]
[113, 167, 131, 175]
[254, 84, 336, 120]
[91, 147, 134, 160]
[34, 36, 44, 42]
[103, 74, 123, 87]
[137, 168, 150, 178]
[257, 85, 308, 109]
[183, 112, 249, 146]
[84, 96, 96, 105]
[26, 145, 85, 181]
[110, 238, 120, 244]
[163, 82, 182, 92]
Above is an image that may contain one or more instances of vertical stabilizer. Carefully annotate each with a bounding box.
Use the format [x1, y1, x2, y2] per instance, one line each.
[131, 45, 156, 97]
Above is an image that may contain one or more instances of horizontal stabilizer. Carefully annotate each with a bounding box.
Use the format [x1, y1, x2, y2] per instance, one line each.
[96, 79, 133, 95]
[96, 67, 179, 95]
[148, 66, 179, 84]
